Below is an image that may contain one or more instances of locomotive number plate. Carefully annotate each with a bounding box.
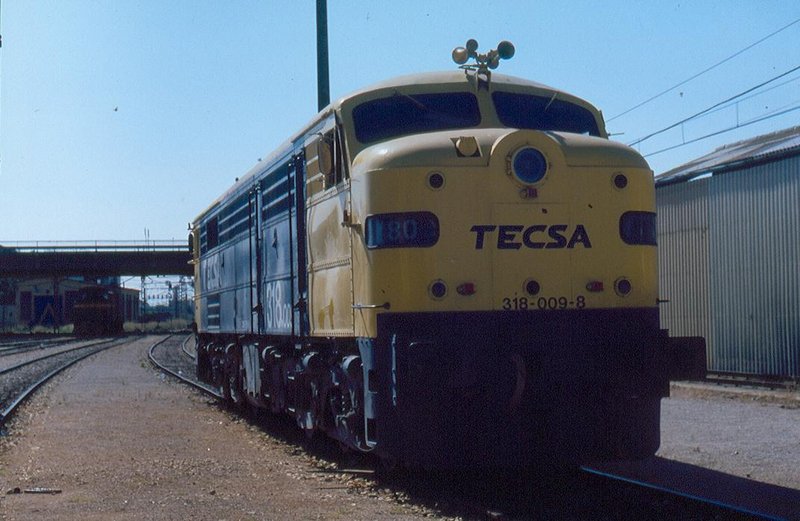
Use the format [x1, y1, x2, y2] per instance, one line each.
[501, 295, 586, 311]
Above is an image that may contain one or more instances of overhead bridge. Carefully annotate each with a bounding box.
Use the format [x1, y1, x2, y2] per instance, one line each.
[0, 241, 193, 278]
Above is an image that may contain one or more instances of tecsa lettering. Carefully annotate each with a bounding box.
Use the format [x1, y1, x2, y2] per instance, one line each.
[471, 224, 592, 249]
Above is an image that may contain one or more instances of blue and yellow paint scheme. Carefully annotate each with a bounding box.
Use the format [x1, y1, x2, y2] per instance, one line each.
[191, 64, 704, 467]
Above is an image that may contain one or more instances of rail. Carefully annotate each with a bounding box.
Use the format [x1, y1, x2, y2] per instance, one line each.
[0, 338, 128, 425]
[580, 466, 784, 521]
[148, 336, 222, 399]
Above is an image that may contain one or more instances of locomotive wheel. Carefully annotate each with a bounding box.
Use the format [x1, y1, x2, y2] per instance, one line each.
[196, 346, 209, 381]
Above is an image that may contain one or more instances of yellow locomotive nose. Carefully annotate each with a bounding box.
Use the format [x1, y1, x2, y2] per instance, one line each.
[477, 129, 657, 313]
[352, 126, 656, 325]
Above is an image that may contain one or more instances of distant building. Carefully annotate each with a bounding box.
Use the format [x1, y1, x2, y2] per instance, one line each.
[0, 277, 139, 332]
[656, 126, 800, 380]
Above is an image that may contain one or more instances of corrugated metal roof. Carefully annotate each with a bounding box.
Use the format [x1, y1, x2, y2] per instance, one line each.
[655, 125, 800, 186]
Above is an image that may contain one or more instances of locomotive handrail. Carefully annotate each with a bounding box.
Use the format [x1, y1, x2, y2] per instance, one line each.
[0, 240, 188, 253]
[306, 172, 326, 186]
[352, 302, 391, 310]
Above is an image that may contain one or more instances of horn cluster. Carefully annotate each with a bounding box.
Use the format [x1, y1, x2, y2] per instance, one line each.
[452, 39, 515, 71]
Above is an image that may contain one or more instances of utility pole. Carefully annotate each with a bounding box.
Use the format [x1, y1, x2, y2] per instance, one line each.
[140, 275, 147, 327]
[316, 0, 330, 111]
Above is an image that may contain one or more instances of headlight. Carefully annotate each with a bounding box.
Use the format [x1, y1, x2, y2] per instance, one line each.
[511, 147, 547, 184]
[619, 211, 657, 245]
[365, 212, 440, 249]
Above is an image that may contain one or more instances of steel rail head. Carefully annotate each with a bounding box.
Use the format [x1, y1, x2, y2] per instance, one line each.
[148, 336, 222, 399]
[579, 466, 786, 521]
[0, 338, 117, 376]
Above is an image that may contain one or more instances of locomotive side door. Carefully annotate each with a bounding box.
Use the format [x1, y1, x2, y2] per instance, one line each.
[290, 152, 310, 339]
[304, 118, 355, 338]
[248, 186, 263, 334]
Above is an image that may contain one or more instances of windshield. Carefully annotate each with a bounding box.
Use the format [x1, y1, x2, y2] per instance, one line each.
[352, 92, 481, 144]
[492, 91, 601, 136]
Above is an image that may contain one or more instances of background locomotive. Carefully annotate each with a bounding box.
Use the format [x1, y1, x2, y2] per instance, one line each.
[72, 286, 125, 337]
[192, 41, 704, 468]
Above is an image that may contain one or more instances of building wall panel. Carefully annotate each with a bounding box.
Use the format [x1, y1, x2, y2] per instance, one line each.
[708, 156, 800, 378]
[657, 154, 800, 379]
[656, 179, 712, 362]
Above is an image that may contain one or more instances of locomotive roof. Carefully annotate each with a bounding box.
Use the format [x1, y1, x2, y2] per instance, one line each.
[340, 71, 560, 99]
[193, 71, 602, 223]
[334, 71, 597, 121]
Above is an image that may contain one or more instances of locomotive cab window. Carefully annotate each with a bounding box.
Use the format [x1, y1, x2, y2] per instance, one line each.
[205, 216, 219, 251]
[326, 126, 347, 188]
[352, 91, 480, 144]
[305, 124, 348, 194]
[492, 91, 601, 136]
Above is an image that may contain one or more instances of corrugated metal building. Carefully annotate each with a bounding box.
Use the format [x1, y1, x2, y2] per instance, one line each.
[656, 126, 800, 380]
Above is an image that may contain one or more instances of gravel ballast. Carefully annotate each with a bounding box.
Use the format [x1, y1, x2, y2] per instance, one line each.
[0, 335, 798, 519]
[0, 337, 430, 520]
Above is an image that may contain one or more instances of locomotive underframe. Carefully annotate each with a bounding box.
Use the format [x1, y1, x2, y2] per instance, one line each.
[197, 306, 676, 468]
[368, 307, 669, 468]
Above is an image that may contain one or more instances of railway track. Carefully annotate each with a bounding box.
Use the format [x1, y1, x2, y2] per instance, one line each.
[148, 335, 220, 398]
[0, 337, 75, 357]
[579, 466, 782, 520]
[368, 466, 780, 520]
[180, 334, 196, 360]
[149, 337, 786, 520]
[0, 337, 130, 426]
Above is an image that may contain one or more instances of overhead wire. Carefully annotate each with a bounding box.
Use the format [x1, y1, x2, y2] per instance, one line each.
[607, 17, 800, 122]
[698, 76, 800, 119]
[642, 103, 800, 158]
[627, 64, 800, 148]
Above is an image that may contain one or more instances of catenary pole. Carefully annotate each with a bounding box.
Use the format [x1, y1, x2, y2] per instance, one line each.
[316, 0, 330, 112]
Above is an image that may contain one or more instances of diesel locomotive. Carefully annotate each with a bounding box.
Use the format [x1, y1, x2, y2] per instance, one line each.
[72, 286, 125, 337]
[191, 41, 704, 468]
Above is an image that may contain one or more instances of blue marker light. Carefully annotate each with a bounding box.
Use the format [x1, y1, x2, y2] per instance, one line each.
[512, 147, 547, 184]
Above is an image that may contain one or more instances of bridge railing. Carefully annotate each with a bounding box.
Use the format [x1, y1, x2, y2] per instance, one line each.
[0, 240, 189, 253]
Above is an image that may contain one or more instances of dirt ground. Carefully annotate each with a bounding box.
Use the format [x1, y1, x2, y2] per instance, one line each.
[660, 382, 800, 490]
[0, 337, 437, 521]
[2, 336, 799, 520]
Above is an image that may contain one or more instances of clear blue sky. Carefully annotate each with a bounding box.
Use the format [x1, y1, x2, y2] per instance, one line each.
[1, 1, 798, 242]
